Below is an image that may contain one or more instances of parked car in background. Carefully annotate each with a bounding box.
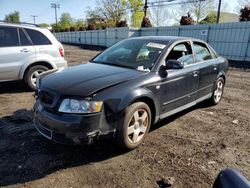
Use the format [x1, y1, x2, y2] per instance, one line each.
[0, 21, 67, 90]
[33, 36, 228, 149]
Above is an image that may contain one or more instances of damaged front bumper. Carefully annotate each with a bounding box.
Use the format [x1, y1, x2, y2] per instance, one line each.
[33, 102, 115, 145]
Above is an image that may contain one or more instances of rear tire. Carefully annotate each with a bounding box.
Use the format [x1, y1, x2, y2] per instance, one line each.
[208, 77, 225, 105]
[24, 65, 49, 90]
[115, 102, 152, 150]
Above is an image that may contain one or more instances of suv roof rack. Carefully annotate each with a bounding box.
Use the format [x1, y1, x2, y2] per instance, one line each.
[0, 20, 39, 27]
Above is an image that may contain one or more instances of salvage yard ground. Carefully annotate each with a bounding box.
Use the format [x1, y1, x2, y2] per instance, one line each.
[0, 45, 249, 188]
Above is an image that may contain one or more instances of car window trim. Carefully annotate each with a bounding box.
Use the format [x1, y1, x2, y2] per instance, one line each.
[163, 40, 196, 68]
[19, 28, 34, 46]
[192, 41, 214, 63]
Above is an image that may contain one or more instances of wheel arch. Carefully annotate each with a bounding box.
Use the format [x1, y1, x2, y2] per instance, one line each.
[130, 96, 157, 125]
[20, 61, 54, 79]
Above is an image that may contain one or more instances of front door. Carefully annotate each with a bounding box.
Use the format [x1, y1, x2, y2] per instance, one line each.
[160, 42, 199, 119]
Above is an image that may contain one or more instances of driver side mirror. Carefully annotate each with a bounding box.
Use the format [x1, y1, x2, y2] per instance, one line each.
[165, 59, 184, 70]
[159, 59, 184, 78]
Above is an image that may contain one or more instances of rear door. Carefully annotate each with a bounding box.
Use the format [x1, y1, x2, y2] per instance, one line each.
[0, 26, 36, 81]
[160, 41, 199, 118]
[192, 42, 219, 100]
[25, 28, 53, 61]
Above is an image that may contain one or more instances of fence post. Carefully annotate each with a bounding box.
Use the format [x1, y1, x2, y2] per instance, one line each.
[244, 29, 250, 62]
[207, 26, 211, 43]
[178, 27, 181, 36]
[105, 29, 108, 47]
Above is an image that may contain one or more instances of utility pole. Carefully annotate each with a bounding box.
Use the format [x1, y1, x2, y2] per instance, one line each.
[31, 15, 38, 24]
[51, 3, 60, 29]
[216, 0, 222, 23]
[144, 0, 148, 17]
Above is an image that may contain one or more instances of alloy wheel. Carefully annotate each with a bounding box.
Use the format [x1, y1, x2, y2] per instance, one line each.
[30, 70, 45, 87]
[127, 109, 149, 144]
[214, 79, 224, 103]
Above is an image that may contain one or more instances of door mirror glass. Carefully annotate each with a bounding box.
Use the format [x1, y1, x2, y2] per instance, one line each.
[165, 59, 184, 69]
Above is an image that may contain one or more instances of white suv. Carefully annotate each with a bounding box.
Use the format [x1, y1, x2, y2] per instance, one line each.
[0, 22, 67, 90]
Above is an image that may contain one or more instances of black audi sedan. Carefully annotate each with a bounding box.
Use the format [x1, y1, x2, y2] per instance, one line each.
[33, 36, 228, 149]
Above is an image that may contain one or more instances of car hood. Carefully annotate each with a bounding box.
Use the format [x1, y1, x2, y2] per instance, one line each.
[41, 63, 146, 97]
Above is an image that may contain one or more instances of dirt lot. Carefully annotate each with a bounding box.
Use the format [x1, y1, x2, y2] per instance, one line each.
[0, 45, 249, 188]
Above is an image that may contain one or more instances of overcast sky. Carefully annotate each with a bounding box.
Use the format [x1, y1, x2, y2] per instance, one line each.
[0, 0, 239, 24]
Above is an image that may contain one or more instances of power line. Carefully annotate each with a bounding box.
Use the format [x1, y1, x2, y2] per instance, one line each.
[51, 3, 60, 28]
[148, 0, 206, 7]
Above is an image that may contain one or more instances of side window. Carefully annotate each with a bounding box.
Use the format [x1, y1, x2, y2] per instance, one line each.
[166, 42, 194, 66]
[0, 27, 19, 47]
[19, 29, 32, 46]
[193, 43, 213, 62]
[25, 29, 51, 45]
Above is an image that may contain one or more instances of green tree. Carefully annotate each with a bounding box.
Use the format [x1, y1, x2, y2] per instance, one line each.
[200, 12, 217, 24]
[74, 19, 85, 30]
[128, 0, 144, 28]
[39, 23, 50, 28]
[4, 11, 20, 23]
[59, 13, 73, 29]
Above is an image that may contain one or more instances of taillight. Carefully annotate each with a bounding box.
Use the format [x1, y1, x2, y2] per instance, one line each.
[59, 46, 64, 57]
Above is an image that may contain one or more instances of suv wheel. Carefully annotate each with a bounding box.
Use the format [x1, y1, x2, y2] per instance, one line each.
[24, 65, 49, 90]
[116, 102, 151, 150]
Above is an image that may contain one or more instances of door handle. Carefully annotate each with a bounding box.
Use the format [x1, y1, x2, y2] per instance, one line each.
[193, 71, 199, 77]
[20, 48, 30, 52]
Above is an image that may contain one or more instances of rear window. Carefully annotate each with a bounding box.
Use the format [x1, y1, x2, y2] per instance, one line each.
[0, 26, 19, 47]
[25, 29, 51, 45]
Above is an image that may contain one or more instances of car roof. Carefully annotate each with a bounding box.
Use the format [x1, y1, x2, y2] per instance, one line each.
[126, 36, 205, 44]
[0, 22, 45, 31]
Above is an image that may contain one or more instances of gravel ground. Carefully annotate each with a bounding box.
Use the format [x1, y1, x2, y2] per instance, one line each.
[0, 45, 249, 188]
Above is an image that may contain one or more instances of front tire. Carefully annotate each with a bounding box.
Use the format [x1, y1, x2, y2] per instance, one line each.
[208, 77, 225, 105]
[116, 102, 152, 150]
[24, 65, 49, 90]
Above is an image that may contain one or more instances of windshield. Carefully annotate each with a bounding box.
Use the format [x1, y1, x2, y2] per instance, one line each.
[92, 39, 167, 71]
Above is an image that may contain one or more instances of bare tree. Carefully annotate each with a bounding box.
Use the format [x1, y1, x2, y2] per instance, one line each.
[238, 0, 250, 7]
[236, 0, 250, 12]
[149, 0, 171, 26]
[86, 0, 127, 27]
[177, 0, 214, 24]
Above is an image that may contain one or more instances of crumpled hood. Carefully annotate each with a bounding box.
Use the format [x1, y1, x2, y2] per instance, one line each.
[41, 63, 145, 96]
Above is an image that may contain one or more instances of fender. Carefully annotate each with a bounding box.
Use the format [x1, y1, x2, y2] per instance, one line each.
[117, 87, 160, 124]
[18, 59, 55, 80]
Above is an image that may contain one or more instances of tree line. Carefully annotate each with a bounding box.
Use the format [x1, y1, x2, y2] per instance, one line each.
[3, 0, 250, 32]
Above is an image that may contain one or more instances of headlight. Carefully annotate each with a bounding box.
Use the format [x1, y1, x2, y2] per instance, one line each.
[58, 98, 103, 114]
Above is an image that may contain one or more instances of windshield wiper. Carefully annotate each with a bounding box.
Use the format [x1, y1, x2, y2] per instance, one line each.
[90, 60, 134, 70]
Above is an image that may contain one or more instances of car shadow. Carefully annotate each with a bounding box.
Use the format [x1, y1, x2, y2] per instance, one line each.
[0, 109, 126, 186]
[0, 81, 30, 94]
[0, 102, 211, 186]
